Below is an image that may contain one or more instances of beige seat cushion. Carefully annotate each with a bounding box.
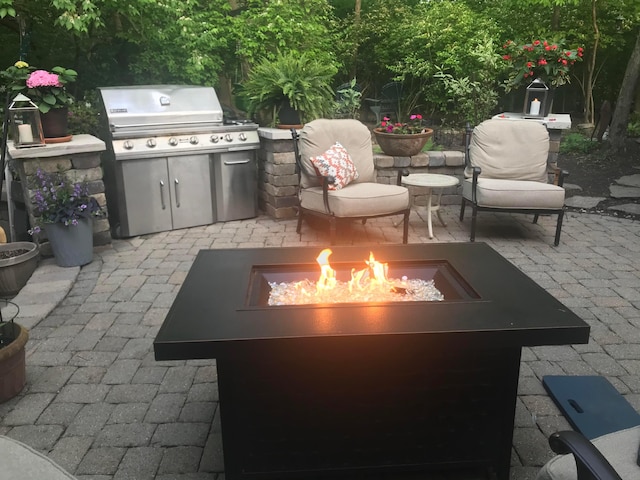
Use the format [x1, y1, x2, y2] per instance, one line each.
[462, 178, 565, 209]
[299, 119, 375, 188]
[536, 426, 640, 480]
[300, 183, 409, 217]
[0, 435, 76, 479]
[467, 119, 549, 183]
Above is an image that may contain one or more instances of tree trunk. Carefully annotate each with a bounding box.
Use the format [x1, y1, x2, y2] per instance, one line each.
[609, 31, 640, 152]
[349, 0, 362, 79]
[582, 0, 599, 125]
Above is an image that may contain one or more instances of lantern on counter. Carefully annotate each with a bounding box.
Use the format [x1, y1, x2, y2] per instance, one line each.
[523, 79, 550, 119]
[8, 94, 45, 148]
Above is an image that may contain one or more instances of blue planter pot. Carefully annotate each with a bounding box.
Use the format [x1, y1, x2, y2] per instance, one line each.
[44, 218, 93, 267]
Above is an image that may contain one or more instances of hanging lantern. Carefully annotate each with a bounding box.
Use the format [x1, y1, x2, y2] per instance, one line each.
[8, 93, 45, 148]
[523, 78, 550, 119]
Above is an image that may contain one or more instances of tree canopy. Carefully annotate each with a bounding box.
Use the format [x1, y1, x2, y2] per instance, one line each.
[0, 0, 639, 133]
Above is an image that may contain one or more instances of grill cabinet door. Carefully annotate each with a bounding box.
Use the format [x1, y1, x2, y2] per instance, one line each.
[167, 154, 214, 229]
[120, 158, 173, 236]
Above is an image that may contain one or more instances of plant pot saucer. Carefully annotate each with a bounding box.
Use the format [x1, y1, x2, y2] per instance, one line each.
[44, 135, 73, 144]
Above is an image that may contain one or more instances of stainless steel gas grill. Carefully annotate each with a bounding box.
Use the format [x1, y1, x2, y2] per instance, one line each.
[98, 85, 259, 238]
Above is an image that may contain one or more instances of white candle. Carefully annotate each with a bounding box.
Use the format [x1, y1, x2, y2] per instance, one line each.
[18, 124, 34, 143]
[529, 98, 541, 116]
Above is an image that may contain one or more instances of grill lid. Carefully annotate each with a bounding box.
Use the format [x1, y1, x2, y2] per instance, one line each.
[98, 85, 224, 135]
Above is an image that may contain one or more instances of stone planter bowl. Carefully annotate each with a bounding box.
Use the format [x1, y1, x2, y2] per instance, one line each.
[374, 128, 434, 157]
[0, 242, 40, 298]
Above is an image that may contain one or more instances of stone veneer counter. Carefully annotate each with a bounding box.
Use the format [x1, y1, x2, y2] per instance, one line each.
[8, 134, 111, 246]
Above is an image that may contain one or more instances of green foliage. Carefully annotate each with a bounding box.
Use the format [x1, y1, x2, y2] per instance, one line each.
[433, 36, 504, 125]
[68, 90, 100, 137]
[242, 52, 337, 126]
[627, 113, 640, 137]
[560, 132, 599, 154]
[383, 2, 503, 121]
[334, 78, 362, 119]
[233, 0, 337, 69]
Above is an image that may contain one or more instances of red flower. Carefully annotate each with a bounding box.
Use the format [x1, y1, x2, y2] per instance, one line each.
[538, 59, 547, 65]
[526, 61, 533, 68]
[502, 55, 511, 60]
[545, 45, 551, 51]
[533, 40, 541, 46]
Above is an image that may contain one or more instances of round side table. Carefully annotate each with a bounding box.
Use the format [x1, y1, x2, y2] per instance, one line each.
[402, 173, 460, 239]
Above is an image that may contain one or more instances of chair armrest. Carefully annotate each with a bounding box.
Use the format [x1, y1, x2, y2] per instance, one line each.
[365, 98, 381, 105]
[551, 167, 569, 187]
[319, 176, 336, 214]
[548, 431, 623, 480]
[470, 166, 481, 203]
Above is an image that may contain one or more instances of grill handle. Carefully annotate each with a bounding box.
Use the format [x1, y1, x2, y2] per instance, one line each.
[110, 120, 221, 129]
[159, 180, 166, 209]
[174, 178, 180, 207]
[224, 159, 251, 165]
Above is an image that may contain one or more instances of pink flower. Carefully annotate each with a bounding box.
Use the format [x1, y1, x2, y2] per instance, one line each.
[27, 70, 62, 88]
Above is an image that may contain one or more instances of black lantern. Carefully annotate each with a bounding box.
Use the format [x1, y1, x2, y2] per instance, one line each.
[523, 78, 550, 119]
[8, 93, 45, 148]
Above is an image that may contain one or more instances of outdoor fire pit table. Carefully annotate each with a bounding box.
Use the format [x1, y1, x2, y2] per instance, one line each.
[153, 243, 589, 480]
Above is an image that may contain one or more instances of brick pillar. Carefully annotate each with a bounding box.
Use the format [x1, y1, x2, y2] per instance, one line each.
[8, 134, 112, 246]
[257, 128, 299, 219]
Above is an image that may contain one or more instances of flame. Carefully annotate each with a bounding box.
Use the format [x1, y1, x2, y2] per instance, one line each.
[316, 248, 337, 293]
[317, 249, 393, 294]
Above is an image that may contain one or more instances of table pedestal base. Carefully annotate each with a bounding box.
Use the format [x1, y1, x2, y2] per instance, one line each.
[218, 336, 520, 480]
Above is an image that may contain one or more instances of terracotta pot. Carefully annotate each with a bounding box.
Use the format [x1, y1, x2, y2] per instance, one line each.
[374, 128, 434, 157]
[40, 107, 69, 139]
[0, 322, 29, 403]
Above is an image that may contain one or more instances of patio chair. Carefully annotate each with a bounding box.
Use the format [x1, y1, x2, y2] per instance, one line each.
[537, 426, 640, 480]
[291, 119, 410, 244]
[365, 82, 403, 124]
[459, 119, 568, 246]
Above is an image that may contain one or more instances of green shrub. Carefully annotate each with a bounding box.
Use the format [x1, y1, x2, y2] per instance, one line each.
[627, 113, 640, 137]
[560, 132, 598, 154]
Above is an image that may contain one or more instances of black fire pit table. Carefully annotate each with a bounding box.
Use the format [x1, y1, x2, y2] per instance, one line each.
[154, 243, 589, 480]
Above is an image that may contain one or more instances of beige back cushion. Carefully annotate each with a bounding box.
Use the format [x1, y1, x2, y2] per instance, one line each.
[299, 119, 375, 188]
[468, 119, 549, 183]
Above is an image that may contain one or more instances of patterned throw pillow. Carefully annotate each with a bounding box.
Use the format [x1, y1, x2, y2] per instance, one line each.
[310, 142, 359, 190]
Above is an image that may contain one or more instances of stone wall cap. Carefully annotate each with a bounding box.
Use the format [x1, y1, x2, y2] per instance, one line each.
[8, 134, 106, 159]
[492, 112, 571, 130]
[258, 127, 298, 141]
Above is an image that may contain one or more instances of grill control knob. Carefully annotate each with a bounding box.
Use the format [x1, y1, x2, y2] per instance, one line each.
[189, 136, 199, 145]
[168, 137, 178, 146]
[123, 140, 134, 150]
[224, 134, 233, 142]
[238, 133, 247, 141]
[210, 135, 220, 143]
[146, 138, 157, 148]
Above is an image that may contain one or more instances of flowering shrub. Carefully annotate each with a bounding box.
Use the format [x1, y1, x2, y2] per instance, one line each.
[502, 39, 583, 90]
[1, 61, 77, 113]
[28, 169, 102, 234]
[378, 114, 426, 135]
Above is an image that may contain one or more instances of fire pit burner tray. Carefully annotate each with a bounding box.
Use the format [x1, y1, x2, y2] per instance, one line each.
[154, 243, 589, 480]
